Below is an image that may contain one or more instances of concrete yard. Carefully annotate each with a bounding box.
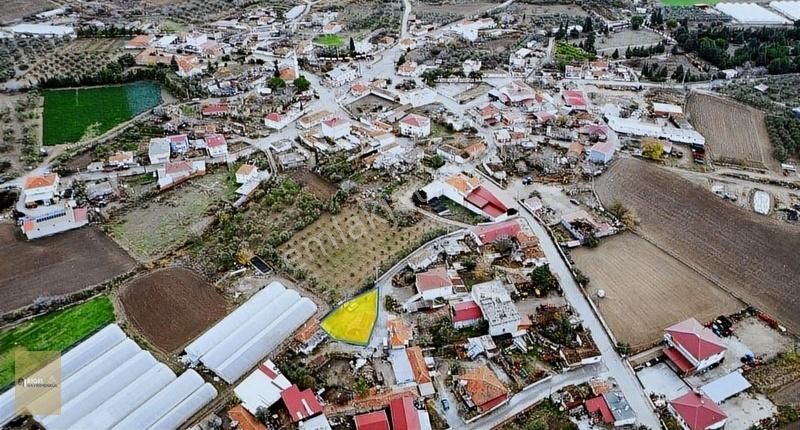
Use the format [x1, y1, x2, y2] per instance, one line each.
[636, 362, 690, 401]
[719, 392, 777, 429]
[732, 317, 793, 361]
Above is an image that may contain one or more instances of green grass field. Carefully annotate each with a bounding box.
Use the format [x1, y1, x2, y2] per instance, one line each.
[42, 81, 161, 146]
[315, 34, 344, 47]
[0, 296, 115, 388]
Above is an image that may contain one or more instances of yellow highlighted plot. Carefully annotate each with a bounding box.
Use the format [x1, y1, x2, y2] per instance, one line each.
[321, 289, 379, 345]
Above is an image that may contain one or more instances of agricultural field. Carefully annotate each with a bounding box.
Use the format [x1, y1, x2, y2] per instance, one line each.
[686, 91, 777, 170]
[0, 0, 58, 25]
[278, 206, 448, 301]
[108, 172, 227, 262]
[498, 398, 578, 430]
[0, 225, 136, 315]
[321, 289, 378, 345]
[594, 158, 800, 334]
[316, 0, 403, 34]
[595, 29, 662, 51]
[20, 38, 127, 88]
[411, 0, 497, 25]
[314, 34, 344, 47]
[0, 35, 62, 84]
[0, 296, 114, 388]
[119, 268, 227, 352]
[42, 81, 161, 145]
[572, 233, 743, 348]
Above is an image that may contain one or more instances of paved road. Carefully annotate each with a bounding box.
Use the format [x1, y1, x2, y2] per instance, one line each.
[482, 179, 662, 429]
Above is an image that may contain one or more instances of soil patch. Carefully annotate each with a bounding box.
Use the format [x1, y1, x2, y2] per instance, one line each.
[119, 267, 227, 352]
[594, 158, 800, 334]
[0, 225, 135, 315]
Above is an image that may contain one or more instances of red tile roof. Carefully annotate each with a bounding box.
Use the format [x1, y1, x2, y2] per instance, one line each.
[452, 300, 482, 323]
[474, 219, 522, 244]
[165, 161, 192, 175]
[265, 112, 283, 122]
[457, 366, 508, 412]
[666, 318, 726, 362]
[466, 186, 508, 217]
[23, 173, 58, 189]
[664, 346, 695, 374]
[355, 410, 390, 430]
[585, 396, 613, 424]
[280, 384, 323, 422]
[390, 396, 421, 430]
[322, 116, 350, 128]
[202, 103, 228, 115]
[206, 133, 227, 148]
[401, 113, 429, 128]
[227, 405, 267, 430]
[73, 207, 88, 223]
[564, 90, 587, 107]
[416, 267, 453, 292]
[670, 392, 727, 430]
[406, 346, 431, 385]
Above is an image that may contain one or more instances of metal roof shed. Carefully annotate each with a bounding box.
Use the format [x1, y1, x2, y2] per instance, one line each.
[701, 371, 752, 404]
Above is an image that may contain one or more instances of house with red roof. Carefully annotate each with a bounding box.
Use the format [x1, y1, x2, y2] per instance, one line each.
[589, 141, 616, 164]
[390, 396, 421, 430]
[455, 365, 509, 413]
[669, 391, 727, 430]
[22, 173, 59, 205]
[265, 112, 290, 130]
[399, 113, 431, 138]
[321, 116, 351, 140]
[354, 410, 390, 430]
[585, 395, 614, 426]
[451, 300, 483, 329]
[663, 318, 727, 375]
[281, 384, 323, 423]
[202, 103, 229, 117]
[415, 267, 461, 302]
[420, 173, 511, 221]
[205, 133, 228, 158]
[563, 90, 587, 111]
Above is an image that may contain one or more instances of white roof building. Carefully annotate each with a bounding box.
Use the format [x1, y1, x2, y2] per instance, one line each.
[234, 359, 292, 414]
[7, 24, 75, 37]
[715, 3, 790, 24]
[184, 281, 317, 383]
[0, 324, 217, 430]
[471, 281, 521, 337]
[770, 1, 800, 20]
[605, 116, 705, 146]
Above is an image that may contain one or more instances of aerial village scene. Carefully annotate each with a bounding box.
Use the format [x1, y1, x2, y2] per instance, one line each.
[0, 0, 799, 429]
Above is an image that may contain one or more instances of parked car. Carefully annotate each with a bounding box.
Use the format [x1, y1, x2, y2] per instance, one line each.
[441, 399, 450, 411]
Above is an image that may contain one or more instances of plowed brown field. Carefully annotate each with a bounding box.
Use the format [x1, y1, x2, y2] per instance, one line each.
[0, 225, 135, 315]
[120, 267, 227, 352]
[572, 233, 742, 348]
[595, 159, 800, 334]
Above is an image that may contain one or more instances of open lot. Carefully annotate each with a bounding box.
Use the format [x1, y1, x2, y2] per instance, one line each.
[0, 0, 58, 25]
[288, 169, 338, 199]
[321, 289, 378, 345]
[119, 267, 227, 352]
[572, 233, 742, 348]
[595, 158, 800, 334]
[686, 91, 777, 170]
[0, 225, 135, 315]
[279, 205, 447, 301]
[0, 296, 114, 388]
[596, 29, 662, 51]
[109, 172, 227, 262]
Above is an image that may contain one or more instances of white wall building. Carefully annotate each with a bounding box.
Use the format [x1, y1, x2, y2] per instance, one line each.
[321, 117, 352, 139]
[471, 281, 521, 337]
[399, 113, 431, 138]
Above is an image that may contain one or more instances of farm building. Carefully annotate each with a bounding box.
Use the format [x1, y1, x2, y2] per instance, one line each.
[663, 318, 727, 375]
[0, 324, 217, 430]
[605, 116, 705, 147]
[715, 3, 790, 24]
[652, 102, 683, 118]
[770, 1, 800, 20]
[699, 371, 752, 404]
[421, 173, 511, 221]
[184, 281, 317, 383]
[234, 360, 292, 414]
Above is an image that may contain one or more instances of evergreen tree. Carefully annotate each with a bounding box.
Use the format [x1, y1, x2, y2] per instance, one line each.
[612, 48, 619, 59]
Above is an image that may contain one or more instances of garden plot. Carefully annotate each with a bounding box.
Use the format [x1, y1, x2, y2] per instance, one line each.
[595, 29, 663, 51]
[119, 268, 227, 352]
[686, 91, 777, 170]
[18, 38, 127, 87]
[571, 233, 742, 349]
[278, 206, 448, 302]
[108, 172, 227, 262]
[0, 225, 135, 315]
[594, 159, 800, 335]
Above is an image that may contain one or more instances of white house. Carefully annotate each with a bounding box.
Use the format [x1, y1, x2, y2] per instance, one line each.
[471, 281, 521, 337]
[108, 151, 135, 167]
[168, 134, 190, 153]
[22, 174, 59, 205]
[176, 56, 204, 78]
[264, 112, 291, 130]
[321, 117, 351, 140]
[148, 138, 171, 164]
[463, 59, 482, 75]
[205, 134, 228, 157]
[589, 141, 615, 164]
[158, 160, 206, 189]
[235, 164, 259, 184]
[325, 66, 359, 87]
[415, 267, 460, 302]
[663, 318, 727, 375]
[399, 113, 431, 138]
